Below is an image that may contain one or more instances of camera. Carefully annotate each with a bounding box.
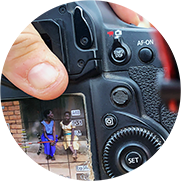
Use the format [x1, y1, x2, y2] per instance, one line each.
[1, 1, 180, 180]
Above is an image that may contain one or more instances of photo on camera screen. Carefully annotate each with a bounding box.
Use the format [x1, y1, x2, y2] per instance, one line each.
[2, 93, 94, 180]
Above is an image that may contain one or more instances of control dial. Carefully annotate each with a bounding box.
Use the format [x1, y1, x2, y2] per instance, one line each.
[102, 126, 163, 178]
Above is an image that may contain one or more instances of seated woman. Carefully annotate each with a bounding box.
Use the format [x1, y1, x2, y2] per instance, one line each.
[59, 111, 79, 161]
[41, 109, 58, 160]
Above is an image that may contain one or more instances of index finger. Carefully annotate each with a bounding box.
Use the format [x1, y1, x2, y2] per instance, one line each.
[109, 3, 140, 26]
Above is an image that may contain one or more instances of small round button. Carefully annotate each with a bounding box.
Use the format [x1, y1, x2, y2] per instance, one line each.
[125, 151, 143, 169]
[111, 47, 127, 63]
[139, 48, 153, 63]
[102, 114, 118, 129]
[111, 87, 131, 107]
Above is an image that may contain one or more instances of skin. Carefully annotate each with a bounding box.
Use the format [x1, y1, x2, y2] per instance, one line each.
[109, 3, 140, 26]
[2, 3, 140, 100]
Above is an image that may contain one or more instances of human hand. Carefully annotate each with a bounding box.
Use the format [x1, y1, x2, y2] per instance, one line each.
[109, 3, 140, 26]
[2, 3, 140, 100]
[3, 24, 68, 100]
[51, 141, 56, 146]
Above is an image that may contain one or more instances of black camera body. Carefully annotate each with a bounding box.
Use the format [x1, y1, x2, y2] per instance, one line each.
[1, 1, 178, 180]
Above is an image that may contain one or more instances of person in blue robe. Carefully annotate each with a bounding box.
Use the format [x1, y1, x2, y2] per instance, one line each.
[41, 109, 58, 160]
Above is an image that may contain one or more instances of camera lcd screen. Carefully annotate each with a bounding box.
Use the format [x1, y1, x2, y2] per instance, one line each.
[2, 93, 93, 180]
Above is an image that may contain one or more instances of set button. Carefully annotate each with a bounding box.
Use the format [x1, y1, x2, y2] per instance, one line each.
[125, 151, 143, 169]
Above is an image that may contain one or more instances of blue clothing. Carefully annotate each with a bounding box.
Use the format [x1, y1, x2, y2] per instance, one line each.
[41, 120, 58, 157]
[41, 133, 58, 157]
[41, 120, 54, 134]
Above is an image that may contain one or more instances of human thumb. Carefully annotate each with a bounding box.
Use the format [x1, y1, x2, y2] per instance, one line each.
[0, 25, 68, 100]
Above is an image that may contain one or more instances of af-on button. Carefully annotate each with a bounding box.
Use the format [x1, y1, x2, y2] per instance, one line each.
[139, 47, 154, 63]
